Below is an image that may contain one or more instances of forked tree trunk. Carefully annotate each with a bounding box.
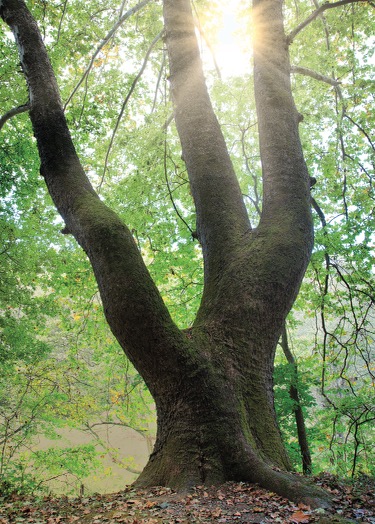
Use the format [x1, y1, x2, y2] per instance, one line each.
[1, 0, 330, 508]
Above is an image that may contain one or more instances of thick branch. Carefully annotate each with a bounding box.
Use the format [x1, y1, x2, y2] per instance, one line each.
[0, 0, 186, 396]
[163, 0, 250, 286]
[253, 0, 313, 253]
[287, 0, 368, 44]
[182, 0, 315, 335]
[200, 0, 314, 351]
[0, 103, 29, 130]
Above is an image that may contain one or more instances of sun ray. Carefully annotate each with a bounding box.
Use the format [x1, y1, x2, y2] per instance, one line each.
[203, 0, 252, 78]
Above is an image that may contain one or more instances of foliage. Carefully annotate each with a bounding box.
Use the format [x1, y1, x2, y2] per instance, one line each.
[0, 462, 42, 500]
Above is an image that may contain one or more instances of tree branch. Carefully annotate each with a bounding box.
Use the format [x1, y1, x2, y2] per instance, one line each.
[239, 124, 261, 218]
[0, 0, 188, 397]
[0, 103, 30, 131]
[163, 134, 194, 235]
[86, 420, 149, 439]
[64, 0, 152, 108]
[99, 30, 162, 190]
[344, 113, 375, 151]
[291, 65, 340, 87]
[151, 51, 166, 113]
[192, 3, 222, 80]
[163, 0, 250, 288]
[312, 0, 331, 50]
[253, 0, 313, 244]
[287, 0, 368, 44]
[55, 0, 68, 46]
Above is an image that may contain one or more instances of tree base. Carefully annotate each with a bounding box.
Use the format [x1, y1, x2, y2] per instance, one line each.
[134, 446, 332, 509]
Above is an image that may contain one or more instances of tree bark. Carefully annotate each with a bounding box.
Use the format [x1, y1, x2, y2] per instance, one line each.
[1, 0, 328, 508]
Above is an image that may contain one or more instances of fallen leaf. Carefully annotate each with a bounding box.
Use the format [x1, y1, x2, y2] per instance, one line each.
[290, 510, 310, 523]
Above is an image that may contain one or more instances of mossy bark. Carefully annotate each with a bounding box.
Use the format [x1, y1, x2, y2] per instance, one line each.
[134, 330, 329, 508]
[0, 0, 329, 509]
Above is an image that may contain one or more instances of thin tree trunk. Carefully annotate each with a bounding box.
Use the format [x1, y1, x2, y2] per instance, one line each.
[281, 326, 312, 474]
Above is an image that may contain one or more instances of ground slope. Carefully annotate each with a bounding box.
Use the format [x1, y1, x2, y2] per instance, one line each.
[0, 474, 374, 523]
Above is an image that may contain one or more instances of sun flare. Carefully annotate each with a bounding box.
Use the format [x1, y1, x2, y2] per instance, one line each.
[203, 0, 251, 78]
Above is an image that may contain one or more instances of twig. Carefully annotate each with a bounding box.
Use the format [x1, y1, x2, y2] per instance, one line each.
[152, 51, 166, 113]
[98, 31, 162, 190]
[64, 0, 152, 109]
[287, 0, 368, 44]
[344, 114, 375, 151]
[55, 0, 68, 46]
[311, 197, 336, 409]
[192, 2, 222, 80]
[118, 0, 127, 19]
[312, 0, 331, 49]
[87, 420, 149, 437]
[163, 132, 194, 235]
[239, 125, 261, 217]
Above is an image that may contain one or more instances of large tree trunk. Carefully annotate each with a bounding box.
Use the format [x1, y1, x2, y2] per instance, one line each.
[1, 0, 329, 508]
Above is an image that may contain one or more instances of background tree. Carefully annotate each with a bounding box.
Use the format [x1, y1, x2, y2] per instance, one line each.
[1, 0, 374, 507]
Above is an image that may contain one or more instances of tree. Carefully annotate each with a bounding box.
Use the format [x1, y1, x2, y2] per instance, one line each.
[1, 0, 372, 508]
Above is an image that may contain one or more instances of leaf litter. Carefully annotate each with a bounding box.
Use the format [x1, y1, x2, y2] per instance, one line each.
[0, 474, 373, 523]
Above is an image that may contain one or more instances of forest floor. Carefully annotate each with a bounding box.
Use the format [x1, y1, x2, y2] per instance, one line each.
[0, 473, 374, 523]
